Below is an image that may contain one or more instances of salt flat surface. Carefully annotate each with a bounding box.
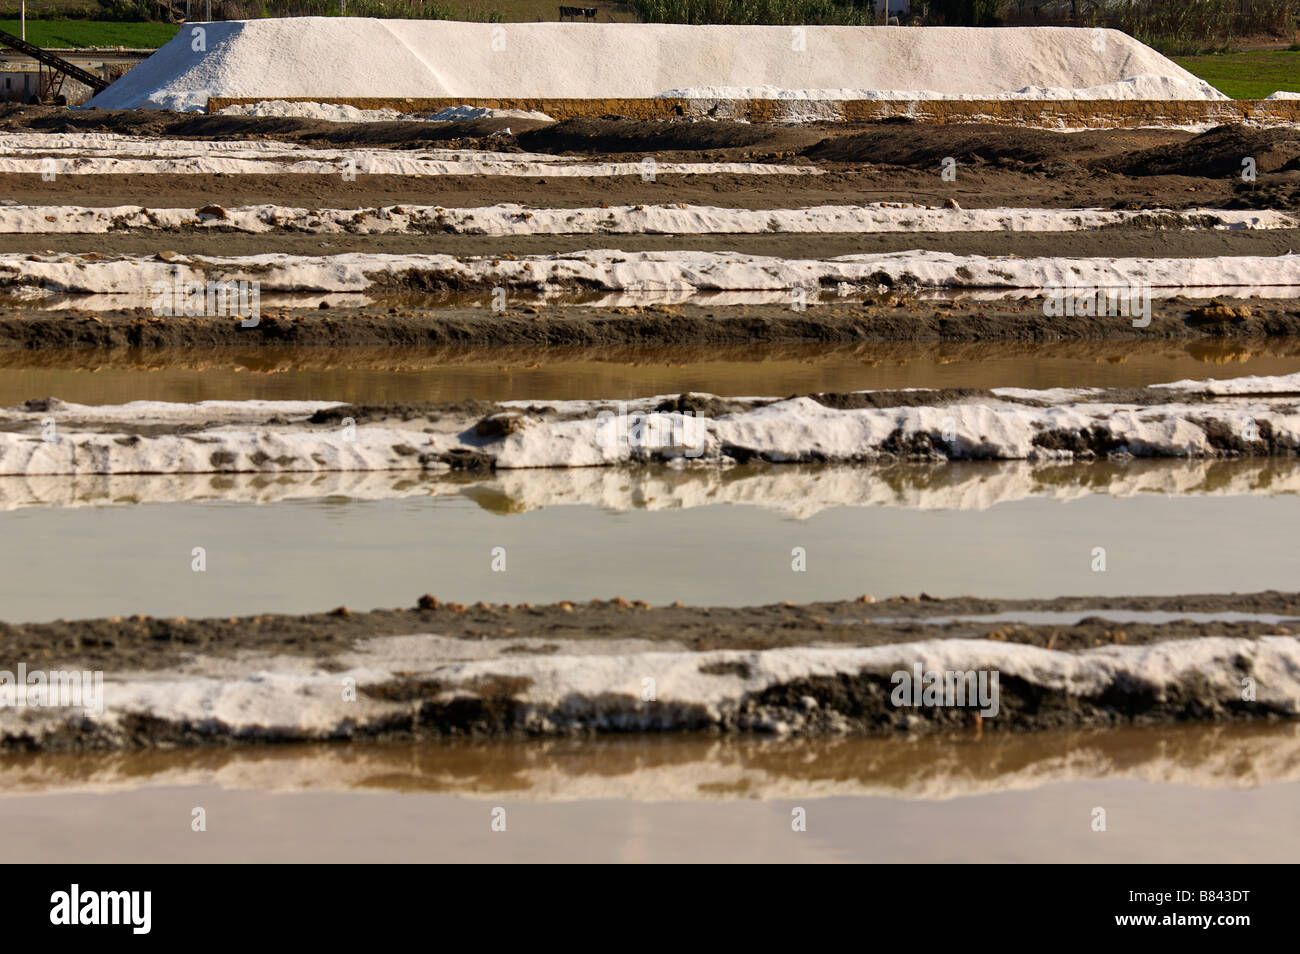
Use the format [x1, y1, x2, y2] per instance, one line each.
[85, 20, 1223, 111]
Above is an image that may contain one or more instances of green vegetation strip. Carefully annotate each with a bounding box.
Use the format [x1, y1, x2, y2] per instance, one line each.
[1173, 50, 1300, 100]
[0, 20, 179, 48]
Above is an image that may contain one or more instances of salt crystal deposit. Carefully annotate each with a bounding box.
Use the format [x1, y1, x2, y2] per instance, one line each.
[4, 203, 1291, 236]
[4, 634, 1298, 744]
[2, 249, 1296, 298]
[4, 373, 1300, 476]
[215, 100, 555, 122]
[659, 74, 1226, 101]
[85, 19, 1226, 112]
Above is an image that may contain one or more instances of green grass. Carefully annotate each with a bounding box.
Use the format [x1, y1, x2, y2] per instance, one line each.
[1173, 49, 1300, 99]
[0, 19, 179, 47]
[634, 0, 873, 25]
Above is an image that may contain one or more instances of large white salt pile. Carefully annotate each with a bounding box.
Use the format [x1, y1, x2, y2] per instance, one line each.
[86, 18, 1225, 112]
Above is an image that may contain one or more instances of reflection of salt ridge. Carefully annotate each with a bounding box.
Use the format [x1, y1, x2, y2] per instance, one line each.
[478, 460, 1300, 516]
[5, 634, 1298, 748]
[4, 459, 1300, 513]
[0, 471, 436, 511]
[17, 286, 1297, 312]
[4, 460, 1300, 512]
[2, 203, 1291, 235]
[3, 249, 1298, 296]
[2, 726, 1296, 801]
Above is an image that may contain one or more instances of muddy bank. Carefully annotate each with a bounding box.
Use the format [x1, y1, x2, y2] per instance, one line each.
[9, 590, 1300, 673]
[0, 118, 1295, 210]
[1, 168, 1294, 214]
[3, 602, 1297, 748]
[4, 297, 1300, 352]
[0, 103, 547, 149]
[5, 335, 1296, 374]
[0, 229, 1295, 262]
[11, 110, 1291, 178]
[808, 122, 1300, 179]
[0, 106, 1180, 158]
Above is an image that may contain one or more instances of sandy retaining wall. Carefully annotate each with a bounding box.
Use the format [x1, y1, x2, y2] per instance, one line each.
[207, 96, 1300, 126]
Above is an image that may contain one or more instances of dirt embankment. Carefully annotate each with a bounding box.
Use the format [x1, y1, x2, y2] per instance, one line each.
[7, 590, 1300, 673]
[0, 112, 1296, 210]
[1, 230, 1295, 261]
[3, 297, 1298, 352]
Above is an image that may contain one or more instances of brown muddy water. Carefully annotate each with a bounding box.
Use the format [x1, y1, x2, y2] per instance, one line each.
[2, 337, 1299, 405]
[1, 724, 1295, 862]
[1, 460, 1298, 621]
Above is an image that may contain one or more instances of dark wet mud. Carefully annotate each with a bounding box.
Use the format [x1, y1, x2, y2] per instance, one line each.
[2, 229, 1295, 260]
[1, 112, 1296, 212]
[10, 590, 1300, 672]
[3, 296, 1300, 352]
[0, 336, 1297, 407]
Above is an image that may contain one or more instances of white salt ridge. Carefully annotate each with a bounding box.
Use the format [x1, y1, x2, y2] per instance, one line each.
[5, 634, 1297, 743]
[0, 133, 809, 176]
[424, 105, 554, 122]
[4, 373, 1300, 475]
[84, 21, 1220, 111]
[3, 249, 1298, 297]
[1151, 373, 1300, 395]
[215, 100, 555, 122]
[0, 132, 572, 158]
[1, 458, 1295, 516]
[1266, 91, 1300, 100]
[0, 152, 805, 178]
[4, 203, 1292, 236]
[659, 73, 1226, 101]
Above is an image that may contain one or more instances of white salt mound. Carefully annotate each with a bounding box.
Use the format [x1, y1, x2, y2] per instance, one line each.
[1265, 90, 1300, 99]
[86, 19, 1226, 112]
[218, 100, 405, 121]
[661, 74, 1225, 101]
